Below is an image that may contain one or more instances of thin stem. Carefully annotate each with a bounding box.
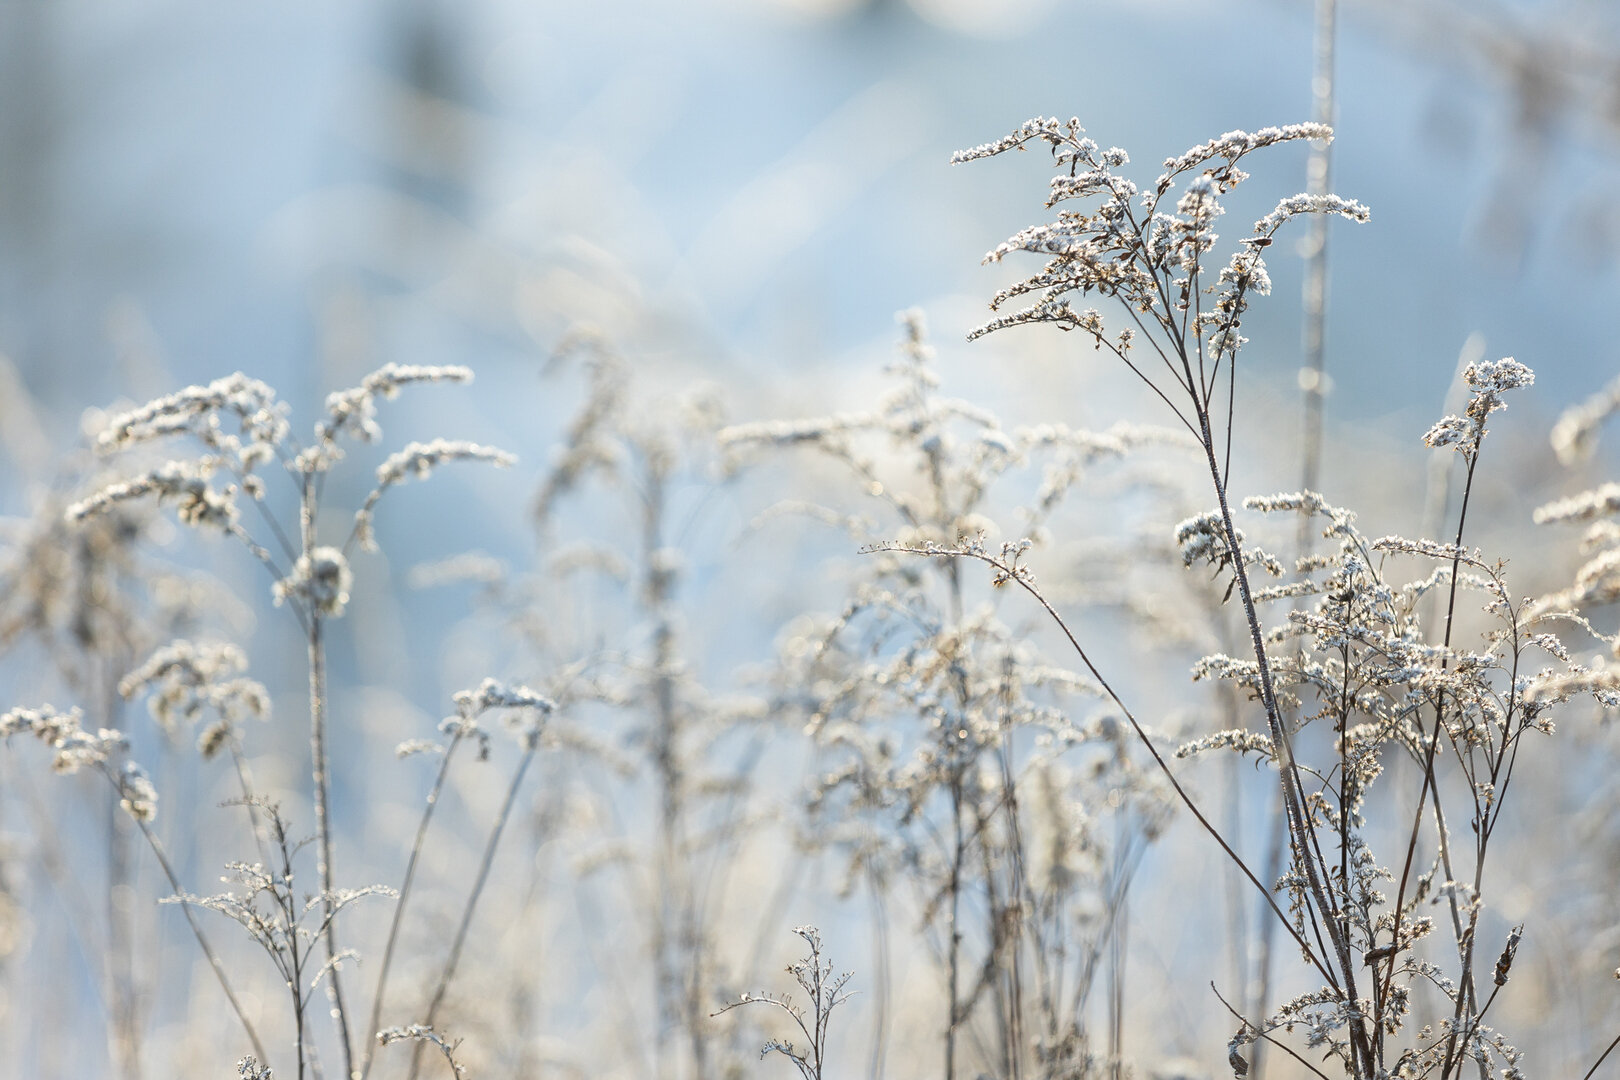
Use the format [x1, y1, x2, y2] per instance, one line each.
[944, 766, 965, 1080]
[272, 810, 311, 1080]
[1247, 801, 1288, 1080]
[113, 776, 267, 1062]
[1384, 451, 1480, 1023]
[105, 762, 143, 1080]
[1185, 383, 1375, 1074]
[359, 733, 466, 1080]
[1211, 983, 1334, 1080]
[881, 541, 1339, 989]
[994, 706, 1027, 1080]
[308, 612, 356, 1079]
[866, 870, 891, 1080]
[407, 742, 537, 1080]
[227, 743, 274, 869]
[1586, 1031, 1620, 1080]
[1197, 412, 1357, 995]
[299, 466, 354, 1080]
[1107, 820, 1128, 1080]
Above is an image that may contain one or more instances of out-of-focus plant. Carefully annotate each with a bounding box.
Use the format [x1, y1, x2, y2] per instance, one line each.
[723, 313, 1185, 1080]
[413, 334, 779, 1080]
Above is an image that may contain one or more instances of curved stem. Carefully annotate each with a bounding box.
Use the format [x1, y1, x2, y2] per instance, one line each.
[407, 744, 537, 1080]
[883, 540, 1340, 990]
[114, 775, 267, 1062]
[359, 733, 465, 1080]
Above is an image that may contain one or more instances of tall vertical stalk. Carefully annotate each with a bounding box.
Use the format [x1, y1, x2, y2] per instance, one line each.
[308, 613, 355, 1079]
[302, 470, 355, 1080]
[359, 731, 467, 1080]
[1253, 6, 1339, 1075]
[1300, 0, 1338, 499]
[944, 768, 965, 1080]
[406, 740, 537, 1080]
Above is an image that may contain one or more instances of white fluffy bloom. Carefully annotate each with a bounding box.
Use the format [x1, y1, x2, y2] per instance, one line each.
[67, 458, 240, 533]
[321, 363, 474, 445]
[352, 439, 516, 552]
[94, 372, 288, 455]
[1253, 192, 1370, 235]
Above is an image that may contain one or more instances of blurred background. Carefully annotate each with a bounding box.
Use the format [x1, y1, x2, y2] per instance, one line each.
[4, 0, 1620, 1078]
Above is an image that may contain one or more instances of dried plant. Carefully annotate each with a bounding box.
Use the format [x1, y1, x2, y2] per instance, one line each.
[725, 313, 1184, 1080]
[0, 445, 235, 1078]
[410, 334, 776, 1079]
[715, 927, 854, 1080]
[874, 115, 1616, 1080]
[11, 61, 1620, 1080]
[377, 1025, 469, 1080]
[164, 798, 394, 1080]
[523, 336, 771, 1080]
[1, 701, 266, 1059]
[13, 364, 516, 1078]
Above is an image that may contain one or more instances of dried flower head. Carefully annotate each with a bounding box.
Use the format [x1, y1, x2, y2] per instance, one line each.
[1, 704, 156, 820]
[118, 639, 269, 741]
[273, 546, 353, 618]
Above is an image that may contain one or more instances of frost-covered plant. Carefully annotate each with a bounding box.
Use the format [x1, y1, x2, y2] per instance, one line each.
[1529, 372, 1620, 1078]
[237, 1056, 275, 1080]
[376, 1024, 468, 1080]
[1533, 383, 1620, 630]
[56, 364, 513, 1077]
[724, 313, 1181, 1080]
[0, 453, 235, 1076]
[715, 927, 853, 1080]
[363, 678, 553, 1080]
[414, 333, 768, 1080]
[925, 117, 1601, 1079]
[0, 701, 267, 1058]
[0, 704, 157, 826]
[120, 639, 270, 760]
[165, 799, 394, 1080]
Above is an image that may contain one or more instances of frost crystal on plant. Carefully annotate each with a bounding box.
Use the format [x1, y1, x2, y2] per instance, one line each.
[320, 362, 474, 447]
[1, 704, 156, 819]
[67, 459, 243, 532]
[1425, 357, 1535, 458]
[273, 546, 353, 618]
[353, 439, 517, 552]
[119, 640, 270, 742]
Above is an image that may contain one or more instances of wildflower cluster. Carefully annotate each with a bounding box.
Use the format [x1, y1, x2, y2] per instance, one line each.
[21, 363, 518, 1080]
[1422, 358, 1535, 457]
[13, 96, 1620, 1080]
